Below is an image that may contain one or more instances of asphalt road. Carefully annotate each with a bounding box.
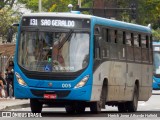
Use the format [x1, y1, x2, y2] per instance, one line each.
[1, 90, 160, 120]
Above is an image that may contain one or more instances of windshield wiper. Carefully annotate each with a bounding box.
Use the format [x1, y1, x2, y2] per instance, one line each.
[58, 29, 73, 49]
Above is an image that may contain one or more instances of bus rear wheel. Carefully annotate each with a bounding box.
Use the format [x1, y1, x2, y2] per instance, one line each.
[127, 85, 138, 112]
[118, 103, 127, 112]
[30, 99, 43, 113]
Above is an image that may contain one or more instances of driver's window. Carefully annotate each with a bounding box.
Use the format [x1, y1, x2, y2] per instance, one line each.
[94, 26, 101, 59]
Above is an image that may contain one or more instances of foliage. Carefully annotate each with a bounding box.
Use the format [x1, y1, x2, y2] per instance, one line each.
[138, 0, 160, 29]
[152, 29, 160, 40]
[8, 0, 160, 38]
[0, 7, 20, 41]
[0, 0, 15, 10]
[17, 0, 92, 12]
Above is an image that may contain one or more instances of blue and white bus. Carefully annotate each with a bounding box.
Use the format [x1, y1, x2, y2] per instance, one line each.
[153, 41, 160, 90]
[13, 12, 153, 113]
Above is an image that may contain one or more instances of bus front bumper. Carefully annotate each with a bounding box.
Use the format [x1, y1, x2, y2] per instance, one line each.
[14, 85, 91, 101]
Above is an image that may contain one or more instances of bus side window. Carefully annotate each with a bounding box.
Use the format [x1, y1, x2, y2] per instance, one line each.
[146, 35, 149, 48]
[94, 36, 101, 59]
[138, 34, 141, 47]
[109, 29, 116, 43]
[149, 35, 153, 63]
[141, 34, 149, 63]
[141, 35, 146, 48]
[102, 28, 108, 42]
[117, 30, 123, 44]
[134, 33, 141, 62]
[126, 32, 132, 46]
[109, 29, 118, 59]
[102, 28, 109, 58]
[126, 32, 134, 61]
[94, 26, 101, 59]
[117, 30, 126, 60]
[134, 34, 139, 47]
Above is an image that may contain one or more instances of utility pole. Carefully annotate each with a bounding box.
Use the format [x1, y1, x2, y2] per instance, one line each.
[39, 0, 42, 12]
[78, 0, 81, 8]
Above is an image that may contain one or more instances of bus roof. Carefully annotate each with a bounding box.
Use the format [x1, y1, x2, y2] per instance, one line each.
[92, 16, 151, 34]
[22, 12, 151, 33]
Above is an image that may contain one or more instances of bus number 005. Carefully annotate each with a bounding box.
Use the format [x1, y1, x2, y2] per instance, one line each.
[62, 83, 71, 88]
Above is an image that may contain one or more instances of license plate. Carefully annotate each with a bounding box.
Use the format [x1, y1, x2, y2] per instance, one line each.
[44, 94, 57, 99]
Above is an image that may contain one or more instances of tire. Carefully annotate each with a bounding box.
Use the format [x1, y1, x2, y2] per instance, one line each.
[90, 82, 107, 113]
[30, 99, 43, 113]
[65, 105, 76, 114]
[90, 101, 102, 113]
[75, 102, 86, 113]
[127, 85, 138, 112]
[118, 103, 127, 113]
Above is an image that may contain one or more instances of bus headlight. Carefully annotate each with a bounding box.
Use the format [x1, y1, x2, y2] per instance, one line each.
[74, 75, 89, 89]
[153, 79, 156, 83]
[15, 72, 27, 86]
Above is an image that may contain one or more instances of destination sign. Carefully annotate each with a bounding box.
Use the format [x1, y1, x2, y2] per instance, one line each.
[22, 17, 90, 28]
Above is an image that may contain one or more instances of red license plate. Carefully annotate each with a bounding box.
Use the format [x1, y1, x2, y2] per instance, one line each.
[44, 94, 57, 99]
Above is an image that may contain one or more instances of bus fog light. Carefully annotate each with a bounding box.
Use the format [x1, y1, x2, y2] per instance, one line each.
[15, 72, 27, 86]
[74, 75, 89, 88]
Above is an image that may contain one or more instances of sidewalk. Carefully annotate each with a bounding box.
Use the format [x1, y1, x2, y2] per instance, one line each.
[0, 98, 30, 111]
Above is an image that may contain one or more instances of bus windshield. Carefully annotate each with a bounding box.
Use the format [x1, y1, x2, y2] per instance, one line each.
[18, 30, 90, 72]
[153, 52, 160, 74]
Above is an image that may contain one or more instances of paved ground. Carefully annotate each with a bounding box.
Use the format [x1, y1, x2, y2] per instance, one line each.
[0, 90, 159, 111]
[0, 98, 29, 111]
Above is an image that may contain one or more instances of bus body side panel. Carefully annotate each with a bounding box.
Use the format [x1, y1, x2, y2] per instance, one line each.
[90, 17, 153, 102]
[139, 64, 153, 100]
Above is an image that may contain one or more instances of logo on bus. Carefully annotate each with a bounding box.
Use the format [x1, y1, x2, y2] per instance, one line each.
[48, 83, 53, 87]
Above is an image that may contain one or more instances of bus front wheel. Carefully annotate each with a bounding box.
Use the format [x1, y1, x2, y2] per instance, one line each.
[90, 83, 107, 113]
[30, 99, 43, 113]
[65, 105, 76, 114]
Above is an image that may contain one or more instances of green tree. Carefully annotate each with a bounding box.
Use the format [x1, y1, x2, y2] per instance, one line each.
[17, 0, 160, 34]
[138, 0, 160, 29]
[0, 8, 20, 42]
[17, 0, 92, 12]
[0, 0, 15, 10]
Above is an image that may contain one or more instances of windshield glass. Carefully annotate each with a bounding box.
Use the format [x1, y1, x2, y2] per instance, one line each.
[153, 52, 160, 74]
[18, 31, 90, 72]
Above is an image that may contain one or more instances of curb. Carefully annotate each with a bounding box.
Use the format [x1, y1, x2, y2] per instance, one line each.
[0, 103, 30, 111]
